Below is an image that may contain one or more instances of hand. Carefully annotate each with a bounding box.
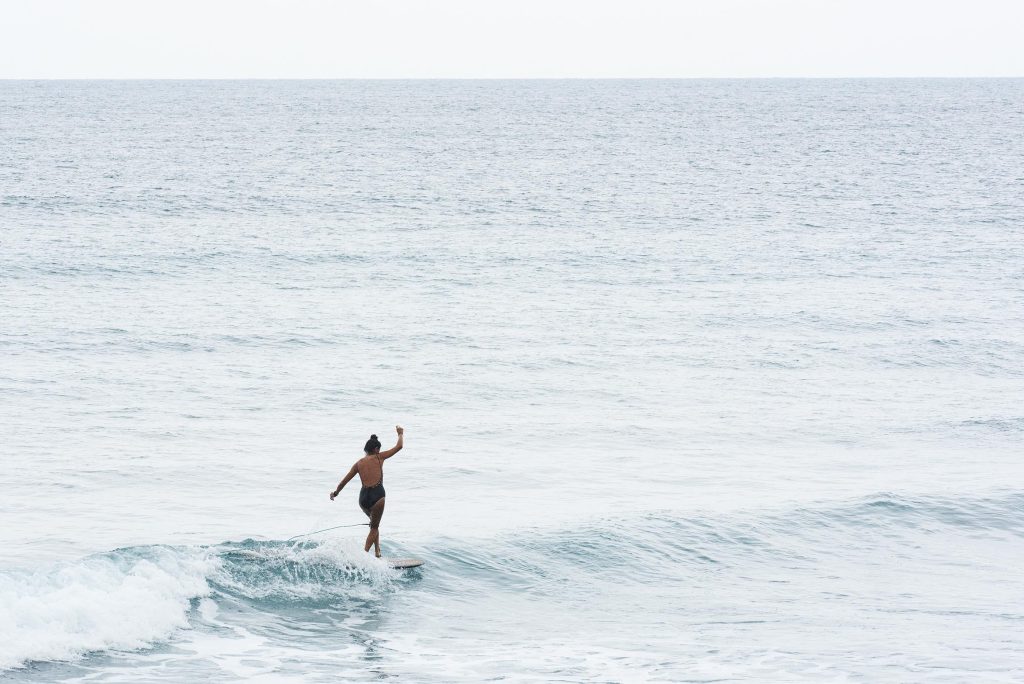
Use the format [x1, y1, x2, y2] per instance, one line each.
[396, 425, 404, 435]
[329, 491, 337, 501]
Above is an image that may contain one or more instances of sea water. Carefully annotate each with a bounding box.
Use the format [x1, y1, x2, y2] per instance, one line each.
[1, 79, 1023, 682]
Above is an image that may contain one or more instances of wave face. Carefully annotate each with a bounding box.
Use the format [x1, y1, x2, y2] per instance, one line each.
[5, 492, 1024, 681]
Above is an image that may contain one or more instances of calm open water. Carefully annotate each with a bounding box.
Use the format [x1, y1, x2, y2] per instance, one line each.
[1, 79, 1023, 682]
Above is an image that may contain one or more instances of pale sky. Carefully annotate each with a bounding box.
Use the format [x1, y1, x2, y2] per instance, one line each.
[2, 0, 1022, 78]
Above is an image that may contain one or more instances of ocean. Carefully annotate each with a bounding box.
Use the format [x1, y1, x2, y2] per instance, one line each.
[1, 79, 1023, 682]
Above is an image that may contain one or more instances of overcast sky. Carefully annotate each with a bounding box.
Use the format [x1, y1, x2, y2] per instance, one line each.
[2, 0, 1022, 78]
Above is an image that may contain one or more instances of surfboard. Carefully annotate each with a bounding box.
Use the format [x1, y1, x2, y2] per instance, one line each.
[386, 558, 424, 569]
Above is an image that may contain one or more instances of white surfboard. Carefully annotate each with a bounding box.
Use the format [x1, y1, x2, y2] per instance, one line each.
[386, 558, 424, 569]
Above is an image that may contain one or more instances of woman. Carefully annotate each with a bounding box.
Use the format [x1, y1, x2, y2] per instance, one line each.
[330, 425, 404, 557]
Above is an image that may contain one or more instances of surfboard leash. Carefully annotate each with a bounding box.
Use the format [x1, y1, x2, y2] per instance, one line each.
[286, 522, 370, 542]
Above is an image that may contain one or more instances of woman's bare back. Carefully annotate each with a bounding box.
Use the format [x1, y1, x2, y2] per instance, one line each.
[355, 454, 384, 487]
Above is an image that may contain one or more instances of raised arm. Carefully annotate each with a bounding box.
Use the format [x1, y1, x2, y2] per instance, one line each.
[378, 425, 404, 459]
[329, 463, 359, 500]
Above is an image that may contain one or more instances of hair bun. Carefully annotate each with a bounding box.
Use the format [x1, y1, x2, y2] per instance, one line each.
[370, 434, 377, 440]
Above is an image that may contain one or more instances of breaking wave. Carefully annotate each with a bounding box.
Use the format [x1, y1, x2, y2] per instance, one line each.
[3, 490, 1023, 672]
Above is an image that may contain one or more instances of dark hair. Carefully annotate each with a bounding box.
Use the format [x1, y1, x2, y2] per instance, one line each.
[364, 434, 381, 454]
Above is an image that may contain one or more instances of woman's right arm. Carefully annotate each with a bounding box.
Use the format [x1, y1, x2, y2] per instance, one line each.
[378, 425, 404, 459]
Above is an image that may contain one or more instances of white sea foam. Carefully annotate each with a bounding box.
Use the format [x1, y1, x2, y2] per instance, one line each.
[0, 538, 397, 672]
[0, 547, 215, 670]
[212, 537, 396, 600]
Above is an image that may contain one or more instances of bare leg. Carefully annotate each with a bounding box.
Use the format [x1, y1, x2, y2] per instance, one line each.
[361, 506, 375, 553]
[363, 527, 376, 554]
[364, 498, 385, 557]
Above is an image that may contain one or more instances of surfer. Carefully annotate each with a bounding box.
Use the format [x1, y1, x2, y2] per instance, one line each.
[330, 425, 404, 557]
